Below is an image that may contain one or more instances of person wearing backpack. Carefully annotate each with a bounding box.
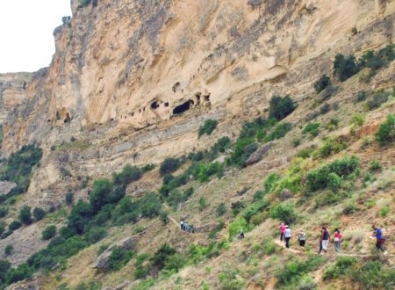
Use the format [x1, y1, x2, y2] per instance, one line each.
[334, 228, 342, 253]
[372, 225, 387, 253]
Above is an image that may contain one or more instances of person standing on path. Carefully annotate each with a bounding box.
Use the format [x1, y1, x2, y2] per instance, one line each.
[280, 223, 286, 242]
[334, 228, 342, 253]
[284, 225, 291, 249]
[298, 229, 306, 247]
[318, 226, 330, 254]
[372, 225, 387, 253]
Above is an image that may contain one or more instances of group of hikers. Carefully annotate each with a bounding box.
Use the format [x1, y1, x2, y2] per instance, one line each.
[280, 223, 387, 254]
[279, 223, 388, 254]
[180, 220, 195, 233]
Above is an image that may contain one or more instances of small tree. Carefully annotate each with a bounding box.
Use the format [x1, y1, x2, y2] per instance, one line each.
[198, 119, 218, 137]
[314, 75, 331, 93]
[376, 114, 395, 145]
[33, 207, 46, 221]
[42, 225, 57, 240]
[268, 95, 296, 121]
[333, 54, 359, 81]
[4, 245, 13, 256]
[18, 206, 32, 225]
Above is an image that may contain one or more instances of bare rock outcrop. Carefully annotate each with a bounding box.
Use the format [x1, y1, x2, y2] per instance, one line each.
[245, 143, 272, 166]
[93, 237, 137, 270]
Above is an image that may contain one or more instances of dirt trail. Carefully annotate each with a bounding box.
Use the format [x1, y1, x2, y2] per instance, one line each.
[273, 239, 395, 258]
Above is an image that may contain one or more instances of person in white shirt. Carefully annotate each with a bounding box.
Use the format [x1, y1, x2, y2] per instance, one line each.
[284, 225, 292, 248]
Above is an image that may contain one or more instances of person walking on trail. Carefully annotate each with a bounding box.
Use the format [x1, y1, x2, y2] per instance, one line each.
[372, 225, 387, 253]
[280, 223, 286, 241]
[284, 225, 291, 249]
[334, 228, 342, 253]
[318, 226, 330, 254]
[180, 221, 184, 231]
[298, 229, 306, 247]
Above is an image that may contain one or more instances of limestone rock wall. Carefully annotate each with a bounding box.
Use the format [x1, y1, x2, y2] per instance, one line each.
[2, 0, 395, 203]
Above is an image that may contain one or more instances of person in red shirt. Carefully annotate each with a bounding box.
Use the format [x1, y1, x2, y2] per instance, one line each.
[334, 228, 342, 253]
[280, 223, 286, 241]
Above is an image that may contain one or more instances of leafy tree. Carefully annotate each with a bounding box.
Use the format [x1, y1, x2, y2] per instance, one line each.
[33, 207, 46, 221]
[150, 244, 177, 271]
[159, 157, 182, 176]
[112, 164, 142, 186]
[18, 206, 32, 225]
[67, 200, 94, 234]
[268, 95, 296, 121]
[333, 54, 359, 81]
[314, 75, 331, 93]
[89, 179, 115, 212]
[42, 225, 57, 240]
[376, 114, 395, 145]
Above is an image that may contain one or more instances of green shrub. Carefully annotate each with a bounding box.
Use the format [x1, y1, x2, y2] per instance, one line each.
[0, 144, 42, 193]
[296, 147, 315, 159]
[8, 220, 22, 231]
[327, 173, 342, 191]
[135, 253, 150, 279]
[366, 90, 389, 111]
[216, 203, 227, 217]
[42, 225, 57, 240]
[0, 259, 11, 282]
[150, 244, 177, 271]
[349, 260, 395, 289]
[33, 207, 46, 221]
[333, 54, 359, 81]
[314, 75, 331, 93]
[375, 114, 395, 145]
[0, 207, 8, 218]
[107, 246, 134, 271]
[4, 245, 13, 256]
[199, 197, 207, 211]
[305, 156, 359, 192]
[67, 200, 94, 234]
[253, 190, 265, 202]
[355, 91, 369, 102]
[318, 136, 349, 158]
[218, 268, 244, 290]
[213, 136, 231, 153]
[370, 160, 382, 172]
[198, 119, 218, 137]
[5, 263, 33, 285]
[265, 122, 292, 141]
[302, 123, 320, 137]
[275, 256, 325, 286]
[228, 218, 248, 238]
[85, 226, 107, 243]
[18, 206, 32, 225]
[112, 164, 142, 186]
[269, 95, 296, 121]
[159, 211, 169, 225]
[269, 203, 298, 224]
[242, 200, 269, 224]
[89, 179, 121, 213]
[264, 173, 280, 193]
[159, 157, 182, 176]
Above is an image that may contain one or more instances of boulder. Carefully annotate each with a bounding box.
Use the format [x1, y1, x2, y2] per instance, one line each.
[245, 143, 272, 166]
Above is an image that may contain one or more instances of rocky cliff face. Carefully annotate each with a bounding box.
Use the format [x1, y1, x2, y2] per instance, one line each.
[0, 73, 31, 124]
[2, 0, 395, 206]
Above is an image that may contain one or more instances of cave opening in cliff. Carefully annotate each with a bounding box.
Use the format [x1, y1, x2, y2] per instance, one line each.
[164, 102, 169, 107]
[204, 94, 211, 102]
[195, 92, 201, 104]
[151, 101, 160, 110]
[172, 100, 194, 115]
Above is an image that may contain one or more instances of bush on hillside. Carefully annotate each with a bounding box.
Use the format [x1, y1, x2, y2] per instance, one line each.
[112, 164, 142, 186]
[33, 207, 46, 221]
[42, 225, 57, 240]
[269, 203, 298, 224]
[67, 200, 94, 234]
[314, 74, 331, 93]
[333, 54, 359, 81]
[159, 157, 182, 176]
[107, 246, 134, 271]
[302, 123, 320, 137]
[18, 206, 32, 225]
[89, 179, 118, 213]
[198, 119, 218, 137]
[150, 243, 177, 271]
[268, 95, 296, 121]
[366, 90, 389, 111]
[375, 114, 395, 146]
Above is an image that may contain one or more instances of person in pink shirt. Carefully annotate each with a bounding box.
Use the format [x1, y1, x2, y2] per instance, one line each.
[334, 228, 342, 253]
[280, 223, 286, 241]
